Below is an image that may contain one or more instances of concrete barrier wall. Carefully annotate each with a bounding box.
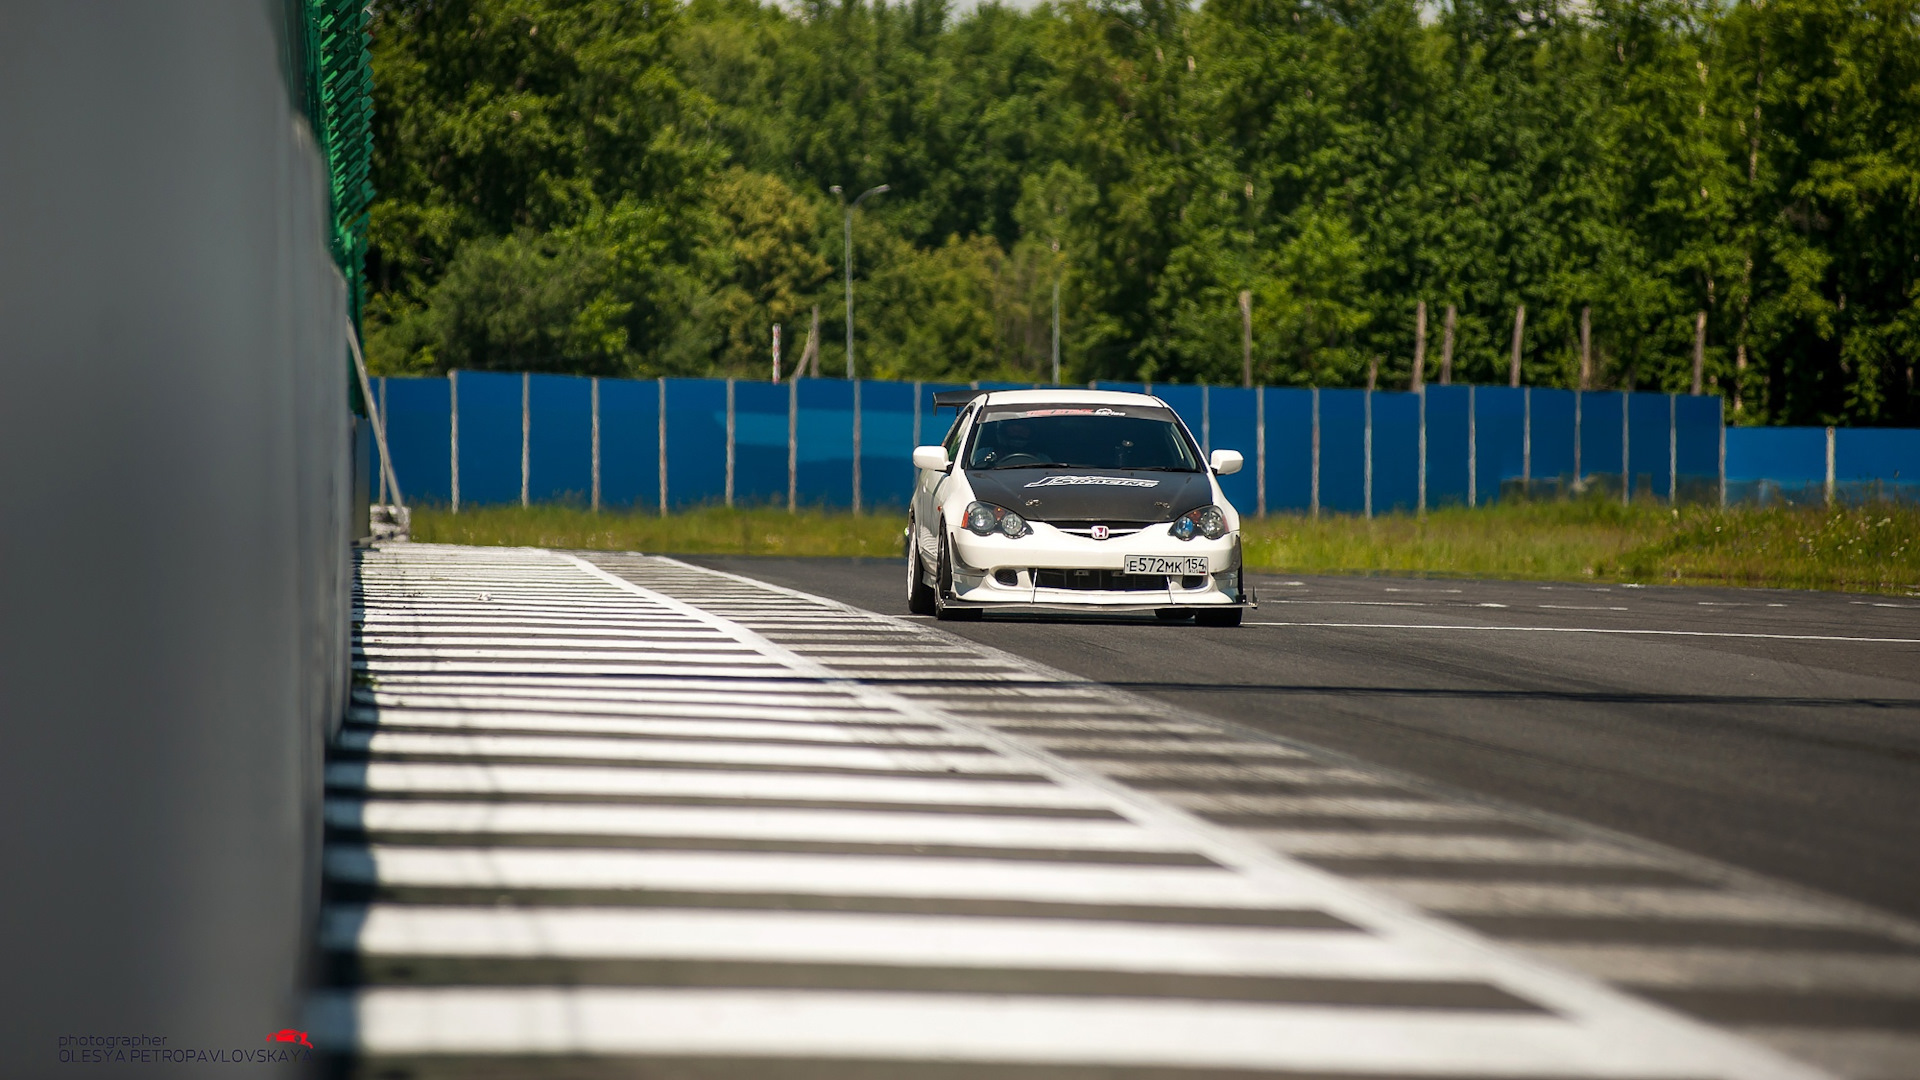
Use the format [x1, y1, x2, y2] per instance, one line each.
[0, 4, 351, 1074]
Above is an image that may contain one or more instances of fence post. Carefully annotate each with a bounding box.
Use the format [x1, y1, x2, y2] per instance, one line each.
[1718, 413, 1727, 509]
[449, 370, 461, 514]
[520, 372, 530, 508]
[591, 378, 601, 512]
[376, 378, 388, 504]
[1669, 393, 1678, 504]
[1523, 386, 1532, 494]
[1256, 387, 1267, 518]
[852, 379, 863, 515]
[1509, 304, 1526, 388]
[1239, 289, 1252, 389]
[1413, 300, 1427, 390]
[1574, 390, 1583, 489]
[1440, 304, 1456, 385]
[1363, 389, 1373, 519]
[1825, 425, 1836, 507]
[725, 377, 736, 509]
[1201, 384, 1211, 455]
[1310, 387, 1321, 520]
[1692, 311, 1707, 396]
[1621, 391, 1631, 508]
[787, 379, 798, 514]
[1418, 386, 1427, 517]
[1580, 306, 1592, 390]
[912, 380, 923, 446]
[657, 377, 668, 517]
[1467, 384, 1477, 508]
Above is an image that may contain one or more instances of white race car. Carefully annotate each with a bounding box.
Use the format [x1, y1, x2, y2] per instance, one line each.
[905, 388, 1253, 626]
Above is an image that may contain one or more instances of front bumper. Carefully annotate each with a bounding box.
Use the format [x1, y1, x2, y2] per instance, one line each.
[947, 523, 1249, 609]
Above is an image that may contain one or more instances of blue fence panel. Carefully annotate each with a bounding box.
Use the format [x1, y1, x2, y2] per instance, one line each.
[1319, 389, 1367, 514]
[376, 376, 450, 504]
[1579, 391, 1626, 493]
[797, 378, 855, 509]
[1372, 392, 1421, 514]
[1474, 387, 1526, 504]
[1207, 387, 1259, 512]
[1837, 428, 1920, 502]
[1627, 393, 1675, 501]
[977, 380, 1037, 393]
[1424, 386, 1471, 507]
[860, 379, 917, 512]
[662, 378, 728, 510]
[734, 381, 790, 507]
[1155, 385, 1205, 447]
[528, 374, 591, 504]
[1726, 426, 1826, 505]
[1092, 381, 1147, 395]
[1263, 389, 1313, 513]
[1675, 395, 1722, 502]
[1528, 389, 1577, 496]
[452, 371, 522, 506]
[919, 382, 970, 449]
[598, 377, 659, 510]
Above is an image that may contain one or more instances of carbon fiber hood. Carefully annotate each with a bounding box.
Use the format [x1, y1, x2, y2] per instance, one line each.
[964, 468, 1213, 524]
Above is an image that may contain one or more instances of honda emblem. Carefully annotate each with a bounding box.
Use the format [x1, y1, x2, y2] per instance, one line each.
[1090, 525, 1110, 540]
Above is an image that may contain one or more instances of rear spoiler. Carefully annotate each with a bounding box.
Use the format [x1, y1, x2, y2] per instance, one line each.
[932, 389, 990, 412]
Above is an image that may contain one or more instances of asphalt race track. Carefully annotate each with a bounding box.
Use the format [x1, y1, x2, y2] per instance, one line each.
[686, 556, 1920, 924]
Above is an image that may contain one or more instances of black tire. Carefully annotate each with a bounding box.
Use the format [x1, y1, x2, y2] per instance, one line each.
[1196, 607, 1243, 627]
[1155, 608, 1194, 622]
[906, 525, 936, 615]
[934, 535, 982, 621]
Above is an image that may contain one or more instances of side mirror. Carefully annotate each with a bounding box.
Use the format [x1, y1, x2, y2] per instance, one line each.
[1210, 449, 1244, 476]
[912, 445, 951, 472]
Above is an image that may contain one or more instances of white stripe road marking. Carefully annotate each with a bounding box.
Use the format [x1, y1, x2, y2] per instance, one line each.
[1373, 881, 1857, 925]
[322, 905, 1470, 979]
[326, 761, 1110, 810]
[349, 709, 980, 745]
[607, 554, 1829, 1079]
[325, 799, 1196, 852]
[324, 846, 1306, 908]
[337, 731, 1016, 774]
[1159, 793, 1496, 819]
[308, 987, 1791, 1075]
[1253, 832, 1671, 865]
[1521, 943, 1920, 994]
[1249, 621, 1920, 645]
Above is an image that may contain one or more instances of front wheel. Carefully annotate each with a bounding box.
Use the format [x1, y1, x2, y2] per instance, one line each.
[906, 524, 935, 615]
[934, 535, 982, 622]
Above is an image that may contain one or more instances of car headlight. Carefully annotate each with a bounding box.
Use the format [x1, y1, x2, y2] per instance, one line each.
[1171, 505, 1228, 541]
[963, 501, 1031, 539]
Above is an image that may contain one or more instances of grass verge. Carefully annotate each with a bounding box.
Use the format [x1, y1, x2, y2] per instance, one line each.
[408, 499, 1920, 595]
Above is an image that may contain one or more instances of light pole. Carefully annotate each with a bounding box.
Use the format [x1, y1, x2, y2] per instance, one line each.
[831, 183, 888, 379]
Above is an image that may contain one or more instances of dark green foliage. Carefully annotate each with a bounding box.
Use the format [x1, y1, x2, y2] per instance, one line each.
[364, 0, 1920, 426]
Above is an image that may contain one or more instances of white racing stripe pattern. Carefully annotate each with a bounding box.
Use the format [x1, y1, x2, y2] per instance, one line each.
[316, 545, 1835, 1079]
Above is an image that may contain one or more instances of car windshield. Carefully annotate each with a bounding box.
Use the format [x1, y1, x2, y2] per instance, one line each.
[965, 405, 1200, 471]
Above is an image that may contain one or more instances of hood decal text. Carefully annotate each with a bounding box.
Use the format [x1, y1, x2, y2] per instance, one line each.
[1022, 475, 1162, 489]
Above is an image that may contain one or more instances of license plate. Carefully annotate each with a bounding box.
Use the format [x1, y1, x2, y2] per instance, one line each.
[1124, 555, 1209, 576]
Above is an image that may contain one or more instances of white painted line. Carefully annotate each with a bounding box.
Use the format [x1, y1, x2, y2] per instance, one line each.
[323, 905, 1454, 979]
[309, 986, 1786, 1075]
[1253, 832, 1666, 866]
[1539, 605, 1630, 612]
[325, 846, 1288, 908]
[328, 761, 1106, 810]
[338, 730, 1015, 774]
[1248, 621, 1920, 644]
[1161, 794, 1490, 820]
[351, 709, 974, 745]
[326, 799, 1193, 852]
[1372, 881, 1856, 924]
[1522, 943, 1920, 994]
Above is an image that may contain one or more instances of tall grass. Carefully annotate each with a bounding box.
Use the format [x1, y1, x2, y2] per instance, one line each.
[408, 499, 1920, 594]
